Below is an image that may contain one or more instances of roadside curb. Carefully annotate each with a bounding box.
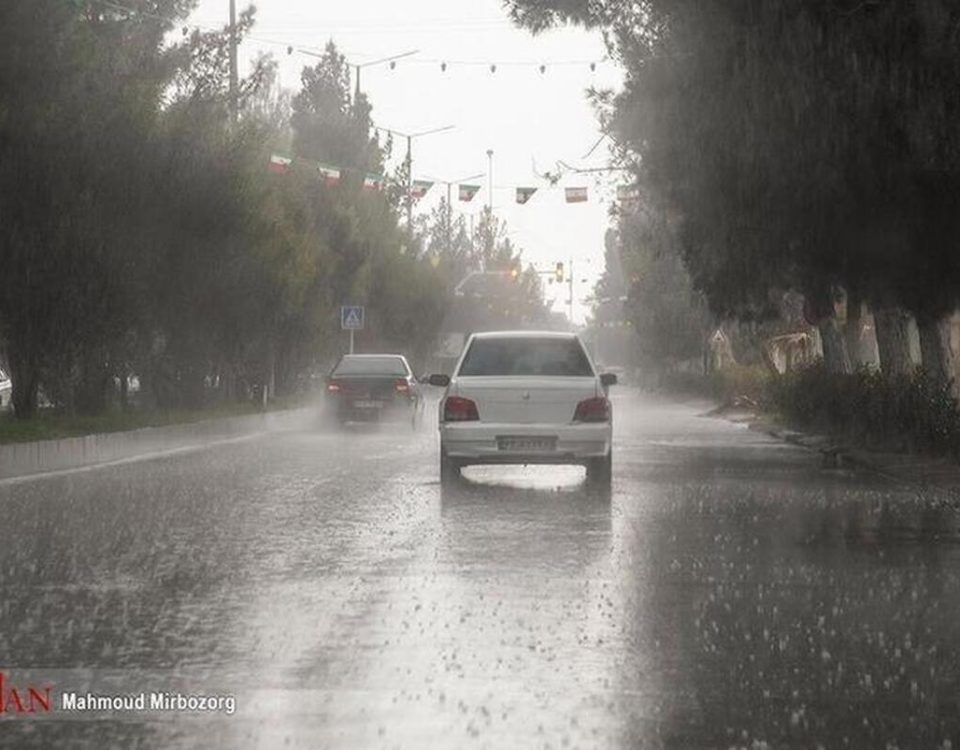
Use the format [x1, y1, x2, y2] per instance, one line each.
[739, 416, 960, 495]
[754, 423, 901, 482]
[0, 407, 314, 481]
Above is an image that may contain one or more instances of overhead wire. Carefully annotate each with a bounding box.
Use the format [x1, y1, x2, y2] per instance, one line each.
[93, 0, 610, 72]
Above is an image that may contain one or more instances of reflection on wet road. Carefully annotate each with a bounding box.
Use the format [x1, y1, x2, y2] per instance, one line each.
[1, 391, 959, 748]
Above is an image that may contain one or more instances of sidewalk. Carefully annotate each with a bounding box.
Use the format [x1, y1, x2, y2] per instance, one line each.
[709, 404, 960, 494]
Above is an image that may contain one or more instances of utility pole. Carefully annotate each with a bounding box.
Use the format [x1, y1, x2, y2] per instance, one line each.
[486, 149, 494, 212]
[228, 0, 238, 121]
[446, 182, 453, 248]
[406, 135, 413, 238]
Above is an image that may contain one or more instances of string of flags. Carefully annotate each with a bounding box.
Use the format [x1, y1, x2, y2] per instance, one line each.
[268, 154, 637, 206]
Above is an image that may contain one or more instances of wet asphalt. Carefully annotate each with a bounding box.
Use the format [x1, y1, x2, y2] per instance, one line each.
[1, 390, 959, 749]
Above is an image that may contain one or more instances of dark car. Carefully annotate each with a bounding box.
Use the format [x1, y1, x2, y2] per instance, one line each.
[324, 354, 424, 428]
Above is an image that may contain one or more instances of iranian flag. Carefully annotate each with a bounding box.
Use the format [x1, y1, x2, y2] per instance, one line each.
[318, 164, 341, 187]
[565, 186, 588, 203]
[410, 179, 434, 200]
[458, 184, 480, 202]
[269, 154, 292, 174]
[515, 187, 537, 205]
[363, 174, 385, 191]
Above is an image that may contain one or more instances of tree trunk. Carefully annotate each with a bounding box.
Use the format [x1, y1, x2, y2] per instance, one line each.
[75, 348, 110, 416]
[917, 311, 960, 398]
[7, 344, 40, 419]
[844, 288, 863, 368]
[119, 369, 129, 412]
[873, 306, 914, 377]
[818, 316, 852, 374]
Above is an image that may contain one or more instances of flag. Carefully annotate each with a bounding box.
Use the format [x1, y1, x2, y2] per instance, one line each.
[516, 187, 537, 205]
[617, 185, 640, 203]
[565, 187, 588, 203]
[269, 154, 291, 174]
[318, 164, 341, 187]
[458, 184, 480, 202]
[363, 174, 385, 191]
[410, 179, 434, 200]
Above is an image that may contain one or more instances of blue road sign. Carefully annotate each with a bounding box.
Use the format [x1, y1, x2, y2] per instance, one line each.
[341, 305, 365, 330]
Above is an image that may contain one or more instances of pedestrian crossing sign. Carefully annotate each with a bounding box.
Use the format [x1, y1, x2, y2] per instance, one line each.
[341, 305, 365, 330]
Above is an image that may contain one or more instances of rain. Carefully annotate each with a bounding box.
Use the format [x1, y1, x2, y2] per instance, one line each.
[2, 0, 960, 748]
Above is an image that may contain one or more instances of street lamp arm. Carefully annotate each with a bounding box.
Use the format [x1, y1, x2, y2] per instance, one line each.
[409, 125, 456, 139]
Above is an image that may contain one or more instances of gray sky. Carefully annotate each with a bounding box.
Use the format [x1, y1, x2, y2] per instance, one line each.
[191, 0, 624, 322]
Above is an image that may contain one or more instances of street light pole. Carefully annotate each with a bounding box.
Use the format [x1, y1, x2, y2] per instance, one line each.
[377, 125, 455, 239]
[486, 149, 494, 212]
[351, 50, 420, 105]
[300, 49, 419, 105]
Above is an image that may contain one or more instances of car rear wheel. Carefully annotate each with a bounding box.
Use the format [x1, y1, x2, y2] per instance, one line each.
[440, 445, 461, 486]
[586, 451, 612, 487]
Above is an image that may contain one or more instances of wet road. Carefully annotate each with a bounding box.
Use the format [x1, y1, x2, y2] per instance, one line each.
[1, 390, 960, 748]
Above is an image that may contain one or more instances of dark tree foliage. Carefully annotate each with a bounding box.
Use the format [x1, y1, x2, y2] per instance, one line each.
[506, 0, 960, 380]
[0, 1, 448, 416]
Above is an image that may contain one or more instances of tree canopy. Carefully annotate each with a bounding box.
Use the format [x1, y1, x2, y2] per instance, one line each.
[507, 0, 960, 379]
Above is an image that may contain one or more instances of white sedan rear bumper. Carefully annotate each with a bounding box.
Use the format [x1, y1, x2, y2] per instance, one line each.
[440, 421, 611, 464]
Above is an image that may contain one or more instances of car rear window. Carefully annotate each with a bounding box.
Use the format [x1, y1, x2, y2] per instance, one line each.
[333, 356, 408, 376]
[457, 337, 594, 377]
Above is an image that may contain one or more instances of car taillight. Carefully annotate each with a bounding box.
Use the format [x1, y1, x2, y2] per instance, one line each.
[394, 379, 410, 393]
[443, 396, 479, 422]
[573, 396, 609, 423]
[326, 380, 342, 394]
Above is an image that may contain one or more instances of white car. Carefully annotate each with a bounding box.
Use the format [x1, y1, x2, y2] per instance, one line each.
[429, 331, 617, 487]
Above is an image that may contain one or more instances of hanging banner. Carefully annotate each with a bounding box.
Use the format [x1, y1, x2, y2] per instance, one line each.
[318, 164, 341, 186]
[458, 184, 481, 202]
[268, 155, 291, 174]
[515, 187, 537, 205]
[363, 174, 385, 191]
[410, 179, 434, 199]
[565, 187, 588, 203]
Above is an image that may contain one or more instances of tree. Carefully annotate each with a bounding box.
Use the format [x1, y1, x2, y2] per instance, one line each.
[291, 42, 385, 180]
[0, 7, 452, 419]
[507, 0, 960, 386]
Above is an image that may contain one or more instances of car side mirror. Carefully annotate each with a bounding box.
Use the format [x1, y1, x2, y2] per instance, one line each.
[428, 374, 451, 387]
[600, 372, 618, 387]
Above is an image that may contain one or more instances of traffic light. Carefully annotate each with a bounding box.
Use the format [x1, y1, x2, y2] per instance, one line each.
[555, 262, 565, 283]
[509, 265, 520, 280]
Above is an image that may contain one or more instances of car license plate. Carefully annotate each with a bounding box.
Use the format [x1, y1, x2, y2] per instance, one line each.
[497, 436, 556, 452]
[354, 400, 383, 409]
